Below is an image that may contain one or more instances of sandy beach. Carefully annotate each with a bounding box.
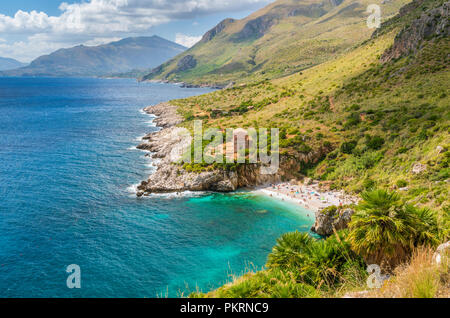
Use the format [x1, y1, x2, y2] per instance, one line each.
[254, 181, 358, 212]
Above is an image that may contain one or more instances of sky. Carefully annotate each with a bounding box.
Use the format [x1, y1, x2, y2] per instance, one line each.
[0, 0, 273, 62]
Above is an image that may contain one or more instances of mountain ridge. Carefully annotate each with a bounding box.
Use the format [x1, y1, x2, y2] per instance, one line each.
[0, 57, 27, 71]
[0, 36, 186, 78]
[143, 0, 410, 86]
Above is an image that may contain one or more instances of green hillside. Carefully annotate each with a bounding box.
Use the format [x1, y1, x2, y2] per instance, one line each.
[143, 0, 409, 86]
[169, 0, 449, 297]
[172, 0, 449, 214]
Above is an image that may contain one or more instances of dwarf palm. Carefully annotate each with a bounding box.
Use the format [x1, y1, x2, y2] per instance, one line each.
[406, 205, 439, 246]
[267, 231, 364, 287]
[267, 231, 314, 271]
[348, 189, 417, 268]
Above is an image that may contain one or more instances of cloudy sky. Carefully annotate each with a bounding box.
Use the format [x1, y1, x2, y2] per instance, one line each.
[0, 0, 272, 62]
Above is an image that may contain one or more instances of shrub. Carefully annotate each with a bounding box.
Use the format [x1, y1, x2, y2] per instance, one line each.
[370, 248, 448, 298]
[341, 141, 357, 154]
[366, 135, 385, 150]
[396, 180, 408, 188]
[359, 151, 384, 169]
[397, 147, 409, 154]
[344, 113, 361, 128]
[348, 189, 440, 269]
[207, 268, 321, 298]
[363, 178, 376, 190]
[267, 231, 365, 287]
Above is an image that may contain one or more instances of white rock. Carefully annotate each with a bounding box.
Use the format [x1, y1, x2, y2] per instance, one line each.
[412, 163, 427, 174]
[433, 241, 450, 264]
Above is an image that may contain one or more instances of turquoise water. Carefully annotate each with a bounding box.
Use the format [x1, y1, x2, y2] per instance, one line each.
[0, 77, 314, 297]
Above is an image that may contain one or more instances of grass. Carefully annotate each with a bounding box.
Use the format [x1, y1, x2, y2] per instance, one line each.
[157, 0, 450, 299]
[169, 0, 449, 216]
[144, 0, 410, 86]
[369, 247, 449, 298]
[190, 232, 448, 299]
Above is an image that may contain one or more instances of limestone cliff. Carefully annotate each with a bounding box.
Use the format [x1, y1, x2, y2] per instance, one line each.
[381, 1, 449, 62]
[135, 103, 313, 196]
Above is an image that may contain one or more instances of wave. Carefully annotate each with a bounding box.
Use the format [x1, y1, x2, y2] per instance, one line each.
[134, 134, 148, 142]
[126, 182, 207, 199]
[126, 183, 140, 195]
[141, 191, 207, 199]
[139, 109, 156, 117]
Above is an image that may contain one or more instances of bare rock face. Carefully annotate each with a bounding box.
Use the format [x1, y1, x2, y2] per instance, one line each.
[142, 103, 183, 128]
[136, 102, 305, 196]
[138, 166, 238, 194]
[311, 207, 354, 236]
[433, 241, 450, 265]
[237, 15, 279, 40]
[436, 145, 446, 154]
[412, 163, 427, 174]
[200, 18, 236, 43]
[381, 1, 449, 62]
[175, 55, 197, 72]
[137, 151, 300, 196]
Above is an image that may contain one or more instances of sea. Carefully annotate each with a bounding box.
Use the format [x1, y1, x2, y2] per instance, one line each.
[0, 77, 314, 297]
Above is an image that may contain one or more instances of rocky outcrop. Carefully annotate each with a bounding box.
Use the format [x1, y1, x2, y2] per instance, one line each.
[236, 15, 279, 41]
[200, 19, 236, 43]
[411, 162, 427, 174]
[141, 103, 183, 129]
[137, 160, 300, 196]
[137, 126, 302, 195]
[311, 207, 354, 236]
[136, 102, 307, 197]
[381, 1, 449, 62]
[175, 55, 197, 72]
[144, 55, 198, 82]
[433, 241, 450, 264]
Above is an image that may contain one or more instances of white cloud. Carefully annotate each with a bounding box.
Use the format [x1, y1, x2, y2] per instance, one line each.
[0, 0, 271, 61]
[0, 0, 272, 35]
[175, 33, 202, 47]
[0, 35, 68, 62]
[83, 37, 123, 46]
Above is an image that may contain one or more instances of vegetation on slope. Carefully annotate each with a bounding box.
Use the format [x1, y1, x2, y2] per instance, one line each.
[190, 189, 448, 298]
[143, 0, 409, 86]
[368, 247, 449, 298]
[171, 0, 449, 214]
[165, 0, 448, 298]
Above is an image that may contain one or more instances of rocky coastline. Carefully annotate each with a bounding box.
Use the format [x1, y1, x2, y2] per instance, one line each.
[143, 79, 227, 90]
[135, 102, 359, 237]
[135, 103, 301, 197]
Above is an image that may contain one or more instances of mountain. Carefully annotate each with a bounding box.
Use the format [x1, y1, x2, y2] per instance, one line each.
[143, 0, 410, 86]
[1, 36, 186, 77]
[169, 0, 449, 211]
[168, 0, 449, 297]
[0, 57, 27, 71]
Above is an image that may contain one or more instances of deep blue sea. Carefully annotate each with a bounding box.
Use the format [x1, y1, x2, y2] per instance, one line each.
[0, 77, 314, 297]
